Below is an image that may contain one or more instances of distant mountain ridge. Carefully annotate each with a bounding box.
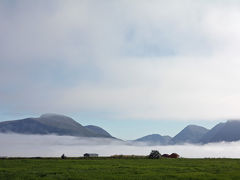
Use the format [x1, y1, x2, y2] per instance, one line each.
[134, 121, 240, 145]
[1, 114, 240, 145]
[134, 134, 172, 145]
[200, 120, 240, 143]
[0, 113, 113, 138]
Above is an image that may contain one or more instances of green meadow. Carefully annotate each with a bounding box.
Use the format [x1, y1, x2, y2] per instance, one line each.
[0, 158, 240, 180]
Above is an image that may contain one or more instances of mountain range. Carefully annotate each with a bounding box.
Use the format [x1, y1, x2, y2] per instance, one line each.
[135, 120, 240, 145]
[0, 113, 113, 138]
[1, 113, 240, 145]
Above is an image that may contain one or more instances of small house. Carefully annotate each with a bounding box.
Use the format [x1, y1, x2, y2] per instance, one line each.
[169, 153, 179, 158]
[162, 154, 169, 158]
[84, 153, 98, 157]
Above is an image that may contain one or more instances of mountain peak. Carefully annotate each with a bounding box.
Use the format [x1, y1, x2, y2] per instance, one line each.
[201, 120, 240, 143]
[186, 124, 200, 128]
[40, 113, 68, 118]
[171, 124, 209, 144]
[227, 119, 240, 123]
[38, 113, 80, 128]
[134, 134, 172, 145]
[185, 124, 209, 131]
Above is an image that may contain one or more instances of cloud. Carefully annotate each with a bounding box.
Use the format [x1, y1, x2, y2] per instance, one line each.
[1, 1, 240, 120]
[1, 134, 240, 158]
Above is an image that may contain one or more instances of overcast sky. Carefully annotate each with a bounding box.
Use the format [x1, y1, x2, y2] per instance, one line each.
[1, 1, 240, 139]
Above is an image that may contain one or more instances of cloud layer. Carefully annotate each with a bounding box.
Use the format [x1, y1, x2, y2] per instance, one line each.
[1, 1, 240, 120]
[1, 134, 240, 158]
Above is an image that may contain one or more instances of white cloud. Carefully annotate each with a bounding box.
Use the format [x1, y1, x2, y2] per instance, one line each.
[1, 1, 240, 120]
[1, 134, 240, 158]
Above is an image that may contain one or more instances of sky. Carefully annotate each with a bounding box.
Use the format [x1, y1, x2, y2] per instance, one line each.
[1, 0, 240, 139]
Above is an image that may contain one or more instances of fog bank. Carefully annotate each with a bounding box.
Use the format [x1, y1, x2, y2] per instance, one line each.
[0, 134, 240, 158]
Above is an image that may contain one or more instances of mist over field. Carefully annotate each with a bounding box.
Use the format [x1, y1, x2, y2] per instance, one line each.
[1, 134, 240, 158]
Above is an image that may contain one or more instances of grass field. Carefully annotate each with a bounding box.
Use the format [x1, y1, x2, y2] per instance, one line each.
[0, 158, 240, 179]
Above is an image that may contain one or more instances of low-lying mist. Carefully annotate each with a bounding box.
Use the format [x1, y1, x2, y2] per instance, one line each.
[1, 133, 240, 158]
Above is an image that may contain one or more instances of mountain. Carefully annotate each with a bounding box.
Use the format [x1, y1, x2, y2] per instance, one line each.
[200, 120, 240, 143]
[171, 125, 209, 144]
[134, 134, 172, 145]
[2, 114, 240, 144]
[85, 125, 112, 138]
[0, 113, 113, 138]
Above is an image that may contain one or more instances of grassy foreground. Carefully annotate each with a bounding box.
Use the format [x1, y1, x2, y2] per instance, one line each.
[0, 158, 240, 180]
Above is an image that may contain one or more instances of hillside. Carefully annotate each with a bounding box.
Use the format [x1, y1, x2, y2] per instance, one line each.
[171, 125, 209, 144]
[134, 134, 172, 145]
[0, 114, 113, 138]
[200, 120, 240, 143]
[85, 125, 113, 138]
